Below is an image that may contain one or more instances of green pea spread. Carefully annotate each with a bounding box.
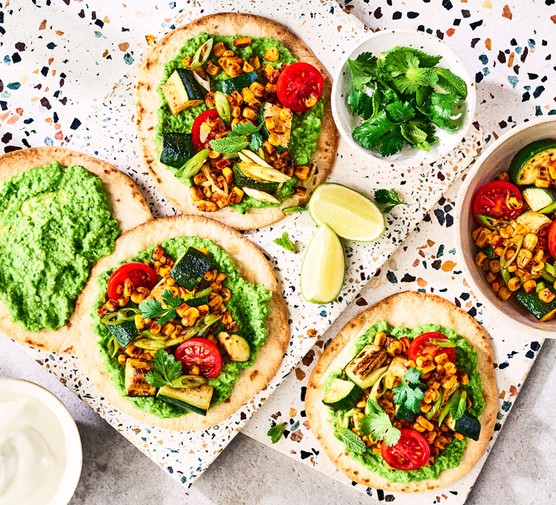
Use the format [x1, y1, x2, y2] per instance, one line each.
[156, 32, 324, 213]
[94, 236, 271, 418]
[327, 321, 485, 483]
[0, 161, 119, 331]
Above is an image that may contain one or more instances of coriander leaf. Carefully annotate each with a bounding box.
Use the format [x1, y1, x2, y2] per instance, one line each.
[385, 100, 415, 123]
[429, 92, 465, 132]
[392, 367, 425, 413]
[359, 400, 401, 447]
[146, 349, 183, 388]
[282, 205, 306, 213]
[139, 297, 164, 320]
[267, 422, 287, 444]
[273, 232, 297, 253]
[210, 135, 249, 153]
[434, 67, 468, 98]
[140, 290, 183, 325]
[387, 47, 442, 68]
[162, 290, 183, 309]
[232, 122, 262, 135]
[249, 132, 263, 151]
[374, 188, 406, 214]
[334, 428, 367, 454]
[379, 47, 421, 78]
[347, 52, 378, 90]
[347, 90, 374, 120]
[352, 111, 404, 156]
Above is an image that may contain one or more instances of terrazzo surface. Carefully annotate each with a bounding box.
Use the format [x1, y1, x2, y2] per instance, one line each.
[0, 0, 555, 503]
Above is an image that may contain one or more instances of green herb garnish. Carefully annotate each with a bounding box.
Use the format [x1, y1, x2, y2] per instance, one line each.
[359, 399, 401, 447]
[449, 389, 467, 421]
[347, 46, 467, 156]
[374, 188, 406, 213]
[392, 367, 425, 414]
[139, 290, 183, 325]
[267, 422, 287, 444]
[273, 232, 297, 253]
[334, 427, 367, 454]
[145, 349, 183, 388]
[210, 122, 263, 153]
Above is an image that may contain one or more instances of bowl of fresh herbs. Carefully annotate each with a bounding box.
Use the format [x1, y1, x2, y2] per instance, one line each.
[332, 29, 476, 166]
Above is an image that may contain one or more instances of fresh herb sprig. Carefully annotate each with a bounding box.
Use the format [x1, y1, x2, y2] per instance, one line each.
[347, 46, 468, 156]
[273, 232, 297, 253]
[210, 122, 264, 153]
[334, 427, 367, 454]
[267, 422, 287, 444]
[392, 367, 425, 414]
[374, 188, 406, 213]
[359, 399, 401, 447]
[145, 349, 183, 388]
[139, 290, 183, 326]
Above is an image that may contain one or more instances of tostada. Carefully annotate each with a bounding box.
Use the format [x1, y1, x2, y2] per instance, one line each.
[306, 292, 497, 492]
[136, 13, 338, 230]
[0, 147, 152, 353]
[74, 215, 289, 430]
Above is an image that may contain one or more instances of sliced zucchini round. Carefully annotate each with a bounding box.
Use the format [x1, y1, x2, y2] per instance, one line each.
[509, 139, 556, 186]
[522, 187, 556, 212]
[322, 378, 363, 410]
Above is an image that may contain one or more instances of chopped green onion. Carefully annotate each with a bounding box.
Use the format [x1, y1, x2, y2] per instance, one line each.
[189, 38, 213, 71]
[100, 308, 138, 325]
[214, 91, 231, 124]
[501, 268, 511, 286]
[107, 337, 120, 358]
[282, 205, 306, 213]
[176, 149, 209, 179]
[170, 375, 207, 389]
[476, 214, 508, 230]
[429, 338, 456, 348]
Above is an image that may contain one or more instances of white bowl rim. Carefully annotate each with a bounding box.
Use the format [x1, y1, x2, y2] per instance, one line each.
[454, 116, 556, 340]
[331, 28, 477, 167]
[0, 378, 82, 505]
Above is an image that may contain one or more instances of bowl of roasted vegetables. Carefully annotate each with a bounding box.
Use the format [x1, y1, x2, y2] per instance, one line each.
[332, 29, 476, 167]
[455, 117, 556, 336]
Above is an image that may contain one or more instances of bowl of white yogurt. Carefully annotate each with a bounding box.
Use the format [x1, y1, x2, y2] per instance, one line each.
[0, 379, 82, 505]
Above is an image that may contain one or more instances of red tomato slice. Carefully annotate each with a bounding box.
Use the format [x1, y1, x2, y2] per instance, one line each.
[381, 429, 431, 471]
[472, 180, 523, 220]
[408, 332, 456, 363]
[548, 221, 556, 259]
[106, 262, 157, 300]
[175, 338, 223, 379]
[191, 109, 221, 150]
[276, 62, 324, 113]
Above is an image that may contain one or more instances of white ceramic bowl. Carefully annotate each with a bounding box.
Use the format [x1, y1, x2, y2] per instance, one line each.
[332, 29, 476, 167]
[455, 117, 556, 339]
[0, 378, 82, 504]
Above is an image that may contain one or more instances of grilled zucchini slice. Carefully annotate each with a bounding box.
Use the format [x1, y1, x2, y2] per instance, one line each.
[160, 132, 194, 168]
[170, 247, 212, 291]
[124, 359, 157, 397]
[345, 344, 388, 389]
[214, 71, 258, 95]
[322, 378, 363, 410]
[161, 69, 205, 115]
[217, 332, 250, 362]
[509, 139, 556, 186]
[106, 320, 139, 348]
[157, 384, 214, 416]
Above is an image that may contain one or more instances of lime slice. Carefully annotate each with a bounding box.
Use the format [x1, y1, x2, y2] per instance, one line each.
[300, 224, 345, 304]
[308, 183, 386, 241]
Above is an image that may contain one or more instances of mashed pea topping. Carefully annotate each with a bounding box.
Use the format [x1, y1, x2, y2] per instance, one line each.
[0, 161, 119, 331]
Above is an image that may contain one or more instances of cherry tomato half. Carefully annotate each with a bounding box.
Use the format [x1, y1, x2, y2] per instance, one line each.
[381, 429, 431, 471]
[472, 180, 523, 220]
[107, 262, 157, 301]
[408, 332, 456, 363]
[191, 108, 221, 150]
[548, 221, 556, 259]
[175, 337, 223, 379]
[276, 62, 324, 113]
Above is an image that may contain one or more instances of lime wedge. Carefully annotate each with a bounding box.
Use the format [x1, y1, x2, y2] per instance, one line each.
[308, 183, 386, 241]
[300, 224, 345, 303]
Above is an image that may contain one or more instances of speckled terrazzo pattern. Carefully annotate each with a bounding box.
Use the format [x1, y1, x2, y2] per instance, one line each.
[243, 177, 545, 504]
[0, 0, 554, 497]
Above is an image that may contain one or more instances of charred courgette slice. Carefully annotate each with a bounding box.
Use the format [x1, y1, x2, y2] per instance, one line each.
[509, 139, 556, 186]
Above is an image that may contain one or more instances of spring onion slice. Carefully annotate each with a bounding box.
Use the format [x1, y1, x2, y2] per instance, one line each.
[176, 149, 209, 179]
[214, 91, 231, 124]
[189, 38, 214, 71]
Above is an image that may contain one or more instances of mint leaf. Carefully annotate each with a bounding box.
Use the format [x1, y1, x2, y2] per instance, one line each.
[267, 422, 287, 444]
[232, 122, 262, 135]
[334, 428, 367, 454]
[434, 67, 468, 98]
[146, 349, 183, 388]
[359, 400, 401, 447]
[400, 122, 429, 149]
[347, 52, 377, 90]
[347, 90, 374, 120]
[210, 135, 249, 153]
[392, 367, 425, 413]
[273, 232, 297, 253]
[429, 92, 465, 132]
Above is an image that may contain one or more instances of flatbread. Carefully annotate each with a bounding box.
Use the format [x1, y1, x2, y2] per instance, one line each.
[136, 12, 338, 230]
[0, 147, 153, 353]
[305, 291, 498, 493]
[73, 215, 290, 430]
